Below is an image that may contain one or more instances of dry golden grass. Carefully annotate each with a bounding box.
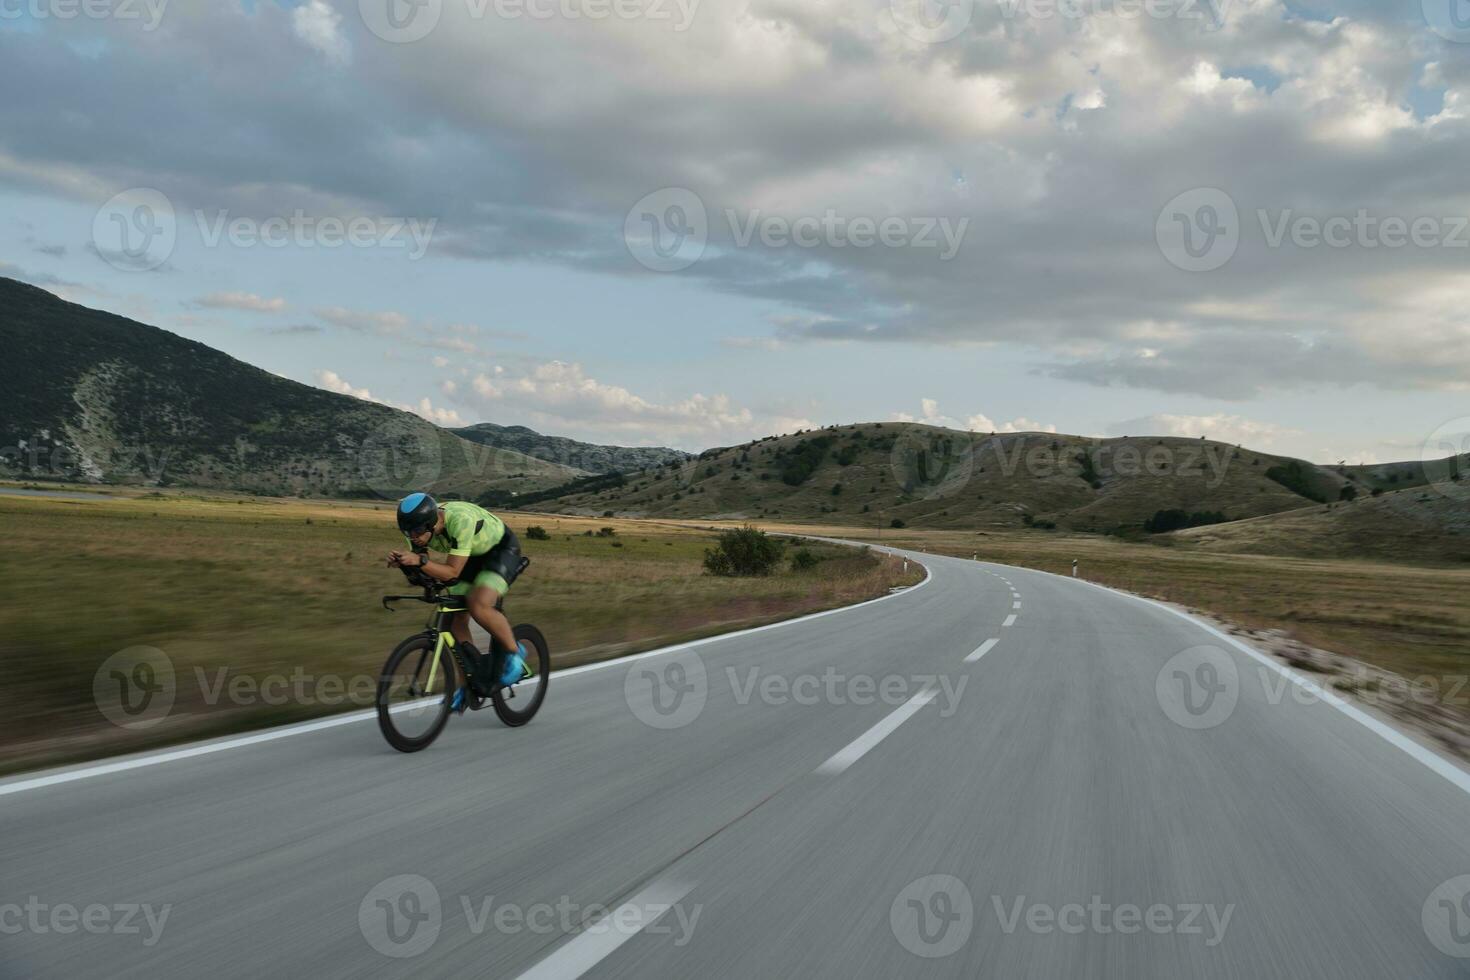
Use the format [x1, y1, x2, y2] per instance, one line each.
[0, 491, 918, 774]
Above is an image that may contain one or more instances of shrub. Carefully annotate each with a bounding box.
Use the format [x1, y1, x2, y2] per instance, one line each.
[603, 510, 615, 518]
[1144, 510, 1228, 534]
[1339, 485, 1358, 502]
[790, 549, 820, 572]
[1371, 487, 1384, 497]
[597, 526, 617, 538]
[703, 525, 785, 577]
[891, 518, 906, 529]
[779, 436, 835, 486]
[1265, 461, 1327, 502]
[831, 483, 843, 496]
[524, 525, 551, 541]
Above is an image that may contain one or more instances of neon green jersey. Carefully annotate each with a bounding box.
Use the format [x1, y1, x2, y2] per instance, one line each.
[405, 500, 506, 557]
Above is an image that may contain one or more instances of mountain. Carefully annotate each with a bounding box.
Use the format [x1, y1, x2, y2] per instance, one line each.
[0, 278, 577, 498]
[1176, 486, 1470, 564]
[452, 422, 689, 475]
[529, 422, 1464, 539]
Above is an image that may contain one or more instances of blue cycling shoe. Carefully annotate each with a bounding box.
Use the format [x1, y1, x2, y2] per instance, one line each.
[499, 643, 529, 687]
[449, 687, 468, 714]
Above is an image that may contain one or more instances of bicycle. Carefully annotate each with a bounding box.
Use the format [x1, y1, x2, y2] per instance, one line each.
[376, 560, 550, 752]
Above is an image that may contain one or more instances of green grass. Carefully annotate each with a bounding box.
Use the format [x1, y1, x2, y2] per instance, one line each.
[0, 494, 919, 774]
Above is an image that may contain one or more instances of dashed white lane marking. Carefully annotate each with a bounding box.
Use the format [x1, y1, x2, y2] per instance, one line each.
[816, 688, 937, 775]
[1002, 614, 1018, 628]
[965, 639, 1000, 664]
[1012, 601, 1022, 610]
[514, 878, 696, 980]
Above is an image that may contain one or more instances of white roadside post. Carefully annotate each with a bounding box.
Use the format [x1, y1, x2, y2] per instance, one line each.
[1072, 559, 1079, 578]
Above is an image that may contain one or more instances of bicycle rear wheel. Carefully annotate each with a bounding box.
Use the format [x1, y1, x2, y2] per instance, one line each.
[491, 624, 550, 727]
[377, 634, 456, 752]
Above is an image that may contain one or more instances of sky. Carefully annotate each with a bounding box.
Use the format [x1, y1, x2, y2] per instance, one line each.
[1, 0, 1468, 463]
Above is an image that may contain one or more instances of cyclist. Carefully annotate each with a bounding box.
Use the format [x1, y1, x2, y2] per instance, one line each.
[387, 493, 529, 700]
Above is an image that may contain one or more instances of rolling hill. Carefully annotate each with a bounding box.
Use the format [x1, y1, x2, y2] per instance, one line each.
[528, 422, 1461, 542]
[0, 278, 577, 499]
[452, 422, 689, 475]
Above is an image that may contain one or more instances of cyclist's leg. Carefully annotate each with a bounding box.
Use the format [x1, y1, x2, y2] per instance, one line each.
[466, 582, 516, 653]
[448, 610, 474, 648]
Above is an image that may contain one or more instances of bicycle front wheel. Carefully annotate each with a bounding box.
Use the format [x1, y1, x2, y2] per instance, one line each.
[377, 634, 456, 753]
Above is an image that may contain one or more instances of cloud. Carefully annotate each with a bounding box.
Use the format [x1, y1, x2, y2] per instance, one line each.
[1106, 413, 1300, 446]
[893, 399, 1057, 434]
[194, 291, 287, 313]
[5, 0, 1470, 402]
[314, 369, 463, 426]
[292, 0, 350, 66]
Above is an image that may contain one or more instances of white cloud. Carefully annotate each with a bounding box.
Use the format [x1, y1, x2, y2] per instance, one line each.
[314, 369, 463, 427]
[292, 0, 350, 66]
[1107, 413, 1299, 446]
[893, 400, 1056, 434]
[195, 291, 287, 313]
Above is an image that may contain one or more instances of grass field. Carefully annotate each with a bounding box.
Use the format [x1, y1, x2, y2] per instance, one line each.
[0, 489, 920, 775]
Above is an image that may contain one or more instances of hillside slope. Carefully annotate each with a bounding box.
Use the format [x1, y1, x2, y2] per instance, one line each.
[452, 422, 689, 475]
[1175, 488, 1470, 564]
[532, 422, 1380, 531]
[0, 278, 576, 498]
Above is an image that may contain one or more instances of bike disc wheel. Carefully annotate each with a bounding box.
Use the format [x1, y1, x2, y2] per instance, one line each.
[491, 624, 550, 728]
[377, 635, 456, 752]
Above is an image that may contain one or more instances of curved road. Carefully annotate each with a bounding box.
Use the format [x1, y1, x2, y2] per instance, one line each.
[3, 549, 1470, 977]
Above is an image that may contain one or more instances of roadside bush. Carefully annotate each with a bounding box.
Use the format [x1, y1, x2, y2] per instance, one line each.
[1144, 510, 1228, 534]
[891, 518, 906, 529]
[597, 527, 617, 538]
[703, 525, 785, 577]
[790, 549, 820, 572]
[524, 525, 550, 541]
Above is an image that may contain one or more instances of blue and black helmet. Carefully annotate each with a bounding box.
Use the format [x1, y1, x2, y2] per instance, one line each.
[396, 492, 440, 536]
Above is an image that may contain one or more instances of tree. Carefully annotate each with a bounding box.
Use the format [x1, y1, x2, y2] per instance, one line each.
[703, 525, 785, 577]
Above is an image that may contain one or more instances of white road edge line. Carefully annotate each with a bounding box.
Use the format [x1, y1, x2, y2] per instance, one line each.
[965, 639, 1000, 664]
[1002, 614, 1018, 628]
[1020, 565, 1470, 800]
[0, 559, 937, 798]
[513, 878, 696, 980]
[816, 688, 937, 775]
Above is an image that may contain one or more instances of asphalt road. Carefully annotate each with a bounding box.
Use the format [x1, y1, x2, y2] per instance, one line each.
[4, 548, 1470, 978]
